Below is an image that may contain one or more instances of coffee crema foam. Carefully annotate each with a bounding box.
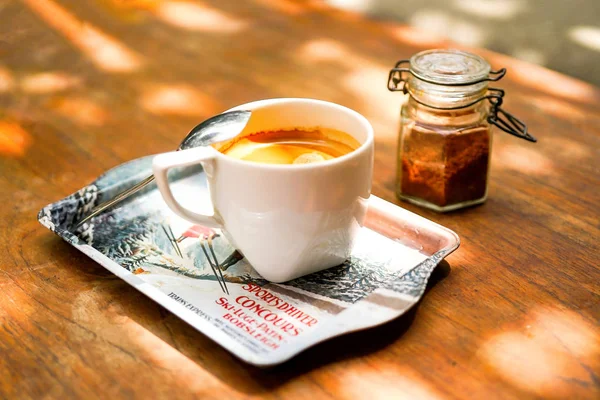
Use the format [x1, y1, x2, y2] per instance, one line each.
[215, 128, 360, 165]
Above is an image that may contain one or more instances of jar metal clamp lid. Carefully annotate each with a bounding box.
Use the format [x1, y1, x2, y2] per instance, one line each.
[388, 49, 536, 142]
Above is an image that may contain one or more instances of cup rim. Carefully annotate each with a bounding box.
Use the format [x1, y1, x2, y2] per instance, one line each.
[214, 97, 374, 170]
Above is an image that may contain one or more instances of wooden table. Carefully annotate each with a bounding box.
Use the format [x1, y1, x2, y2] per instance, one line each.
[1, 0, 598, 398]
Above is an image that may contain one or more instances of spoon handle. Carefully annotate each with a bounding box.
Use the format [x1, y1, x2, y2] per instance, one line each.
[75, 174, 155, 228]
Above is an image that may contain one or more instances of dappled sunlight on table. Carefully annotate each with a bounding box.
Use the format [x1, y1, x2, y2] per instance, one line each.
[118, 317, 222, 394]
[0, 121, 32, 158]
[332, 361, 446, 400]
[541, 137, 592, 161]
[494, 144, 555, 176]
[529, 95, 588, 121]
[478, 307, 599, 398]
[153, 1, 248, 33]
[498, 56, 599, 103]
[79, 26, 144, 72]
[0, 65, 14, 93]
[46, 95, 110, 127]
[22, 0, 143, 72]
[69, 288, 226, 397]
[299, 38, 348, 62]
[140, 84, 221, 116]
[20, 72, 81, 94]
[532, 308, 599, 358]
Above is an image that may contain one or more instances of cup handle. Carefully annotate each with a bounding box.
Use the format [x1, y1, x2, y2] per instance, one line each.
[152, 147, 223, 229]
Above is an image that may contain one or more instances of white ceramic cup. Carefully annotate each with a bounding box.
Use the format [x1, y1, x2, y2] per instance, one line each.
[152, 98, 374, 282]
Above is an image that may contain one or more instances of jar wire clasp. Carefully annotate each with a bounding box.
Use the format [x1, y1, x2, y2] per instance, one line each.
[387, 60, 536, 142]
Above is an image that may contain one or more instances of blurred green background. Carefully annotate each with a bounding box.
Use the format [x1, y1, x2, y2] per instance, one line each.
[326, 0, 600, 86]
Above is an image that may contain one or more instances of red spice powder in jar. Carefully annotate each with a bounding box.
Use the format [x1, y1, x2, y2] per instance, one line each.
[399, 124, 491, 208]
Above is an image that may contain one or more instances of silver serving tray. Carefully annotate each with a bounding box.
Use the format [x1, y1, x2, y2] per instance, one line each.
[38, 156, 459, 366]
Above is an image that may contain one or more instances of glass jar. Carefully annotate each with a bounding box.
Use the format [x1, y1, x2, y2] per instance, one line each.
[388, 49, 535, 212]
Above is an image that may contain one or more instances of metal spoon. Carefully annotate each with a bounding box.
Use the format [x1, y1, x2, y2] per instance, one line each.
[75, 110, 252, 228]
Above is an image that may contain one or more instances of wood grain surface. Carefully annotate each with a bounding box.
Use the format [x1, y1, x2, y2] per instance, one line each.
[0, 0, 598, 399]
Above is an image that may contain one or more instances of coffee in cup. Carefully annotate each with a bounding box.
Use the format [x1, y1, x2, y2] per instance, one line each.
[215, 128, 360, 165]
